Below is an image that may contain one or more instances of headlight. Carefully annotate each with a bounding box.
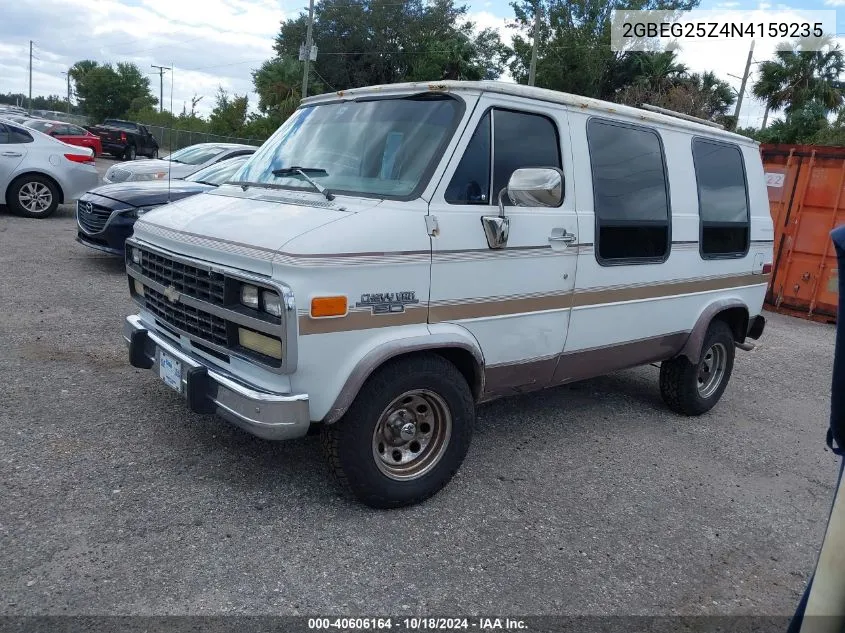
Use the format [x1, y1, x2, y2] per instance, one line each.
[240, 284, 259, 310]
[240, 284, 282, 318]
[262, 290, 282, 317]
[125, 206, 158, 219]
[130, 246, 141, 265]
[133, 172, 168, 181]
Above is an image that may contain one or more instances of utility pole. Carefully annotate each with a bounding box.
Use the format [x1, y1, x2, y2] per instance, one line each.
[301, 0, 315, 99]
[28, 41, 33, 114]
[732, 40, 755, 130]
[528, 1, 541, 87]
[61, 71, 71, 114]
[151, 64, 171, 113]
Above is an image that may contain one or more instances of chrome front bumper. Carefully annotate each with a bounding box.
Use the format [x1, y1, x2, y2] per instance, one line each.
[123, 314, 310, 440]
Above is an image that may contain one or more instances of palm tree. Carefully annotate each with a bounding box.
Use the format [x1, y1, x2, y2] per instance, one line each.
[752, 36, 845, 129]
[630, 50, 688, 97]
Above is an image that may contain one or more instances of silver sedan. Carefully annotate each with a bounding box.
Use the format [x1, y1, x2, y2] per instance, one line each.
[103, 142, 257, 184]
[0, 118, 99, 219]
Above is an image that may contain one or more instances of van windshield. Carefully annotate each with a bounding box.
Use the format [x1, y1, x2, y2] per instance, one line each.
[232, 94, 463, 198]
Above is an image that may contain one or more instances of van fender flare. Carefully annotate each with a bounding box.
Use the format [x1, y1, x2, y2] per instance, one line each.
[678, 298, 750, 362]
[322, 323, 485, 425]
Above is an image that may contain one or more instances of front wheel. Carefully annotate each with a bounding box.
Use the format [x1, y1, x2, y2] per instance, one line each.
[149, 148, 158, 159]
[7, 175, 59, 218]
[660, 320, 736, 416]
[321, 354, 474, 508]
[124, 145, 136, 161]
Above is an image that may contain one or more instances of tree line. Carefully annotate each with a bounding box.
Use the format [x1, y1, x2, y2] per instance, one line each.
[18, 0, 845, 147]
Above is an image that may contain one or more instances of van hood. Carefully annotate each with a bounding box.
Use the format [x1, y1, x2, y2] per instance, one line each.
[131, 184, 377, 274]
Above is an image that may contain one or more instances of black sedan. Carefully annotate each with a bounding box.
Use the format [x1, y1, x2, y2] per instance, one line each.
[76, 155, 249, 256]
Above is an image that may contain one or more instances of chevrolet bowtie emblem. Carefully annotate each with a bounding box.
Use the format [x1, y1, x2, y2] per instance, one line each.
[163, 285, 180, 303]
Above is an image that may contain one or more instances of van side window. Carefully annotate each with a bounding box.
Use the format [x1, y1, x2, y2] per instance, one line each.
[587, 119, 670, 264]
[445, 109, 561, 205]
[492, 110, 561, 205]
[445, 113, 490, 204]
[692, 139, 750, 258]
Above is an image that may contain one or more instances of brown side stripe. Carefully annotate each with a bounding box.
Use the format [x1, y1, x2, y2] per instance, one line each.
[429, 293, 572, 321]
[297, 273, 771, 335]
[571, 273, 770, 308]
[298, 307, 428, 335]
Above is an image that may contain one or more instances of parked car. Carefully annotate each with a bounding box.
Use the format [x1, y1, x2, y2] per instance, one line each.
[103, 143, 257, 184]
[24, 119, 103, 156]
[0, 105, 27, 115]
[86, 119, 159, 160]
[0, 118, 98, 218]
[76, 154, 250, 256]
[3, 114, 41, 125]
[122, 81, 774, 508]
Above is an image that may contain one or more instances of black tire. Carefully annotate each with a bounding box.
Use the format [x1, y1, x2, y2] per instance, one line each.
[6, 175, 60, 219]
[321, 353, 474, 509]
[124, 145, 136, 161]
[148, 148, 159, 159]
[660, 320, 736, 416]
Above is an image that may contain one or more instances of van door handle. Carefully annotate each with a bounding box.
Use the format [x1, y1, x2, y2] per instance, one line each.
[1, 152, 23, 157]
[549, 231, 576, 244]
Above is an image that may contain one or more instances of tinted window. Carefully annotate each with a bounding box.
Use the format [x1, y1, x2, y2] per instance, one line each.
[7, 125, 33, 144]
[104, 120, 137, 130]
[25, 120, 53, 133]
[166, 145, 227, 166]
[492, 110, 561, 204]
[445, 112, 490, 204]
[186, 156, 249, 184]
[587, 119, 670, 263]
[0, 123, 9, 144]
[66, 125, 86, 136]
[692, 139, 750, 257]
[445, 109, 561, 206]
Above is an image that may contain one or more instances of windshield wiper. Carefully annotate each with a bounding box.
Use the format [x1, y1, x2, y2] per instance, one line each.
[271, 166, 334, 201]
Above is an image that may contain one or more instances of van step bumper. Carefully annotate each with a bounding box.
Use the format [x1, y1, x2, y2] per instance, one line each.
[123, 314, 310, 441]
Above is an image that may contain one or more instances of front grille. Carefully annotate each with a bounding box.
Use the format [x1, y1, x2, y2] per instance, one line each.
[145, 287, 228, 347]
[77, 202, 113, 234]
[139, 249, 225, 306]
[108, 168, 131, 182]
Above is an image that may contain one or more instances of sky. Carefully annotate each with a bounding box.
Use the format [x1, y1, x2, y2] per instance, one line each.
[1, 0, 844, 128]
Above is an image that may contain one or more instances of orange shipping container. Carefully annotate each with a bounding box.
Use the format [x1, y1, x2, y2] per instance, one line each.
[761, 143, 843, 323]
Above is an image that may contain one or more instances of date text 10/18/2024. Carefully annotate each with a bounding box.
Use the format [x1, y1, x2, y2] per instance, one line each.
[308, 618, 528, 631]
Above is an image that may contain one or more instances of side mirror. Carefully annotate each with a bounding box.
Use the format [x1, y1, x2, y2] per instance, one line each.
[507, 167, 564, 207]
[480, 167, 564, 249]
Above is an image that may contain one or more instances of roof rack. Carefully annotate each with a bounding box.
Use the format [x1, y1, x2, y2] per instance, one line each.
[640, 103, 725, 130]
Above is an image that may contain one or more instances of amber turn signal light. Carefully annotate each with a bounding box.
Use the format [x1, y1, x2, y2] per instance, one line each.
[310, 296, 348, 318]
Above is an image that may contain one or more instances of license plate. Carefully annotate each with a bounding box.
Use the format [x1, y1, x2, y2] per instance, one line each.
[159, 351, 182, 394]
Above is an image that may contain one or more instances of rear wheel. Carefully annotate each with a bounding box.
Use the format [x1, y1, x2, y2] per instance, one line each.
[321, 354, 474, 508]
[7, 175, 60, 219]
[660, 320, 736, 416]
[124, 145, 136, 161]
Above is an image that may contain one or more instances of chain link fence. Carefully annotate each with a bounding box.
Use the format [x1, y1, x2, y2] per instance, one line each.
[142, 125, 263, 154]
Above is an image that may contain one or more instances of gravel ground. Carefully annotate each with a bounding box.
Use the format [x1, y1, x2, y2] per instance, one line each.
[0, 159, 841, 616]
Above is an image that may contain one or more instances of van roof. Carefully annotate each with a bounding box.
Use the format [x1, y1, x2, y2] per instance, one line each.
[302, 80, 758, 146]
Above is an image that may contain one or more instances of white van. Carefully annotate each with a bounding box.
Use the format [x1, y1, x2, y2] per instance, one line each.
[123, 81, 774, 508]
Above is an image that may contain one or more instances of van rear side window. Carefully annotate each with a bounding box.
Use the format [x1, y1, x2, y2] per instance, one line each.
[587, 119, 670, 264]
[691, 139, 750, 258]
